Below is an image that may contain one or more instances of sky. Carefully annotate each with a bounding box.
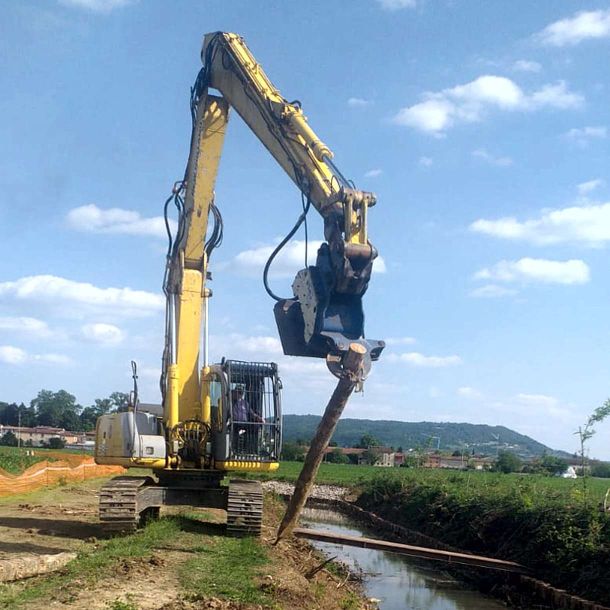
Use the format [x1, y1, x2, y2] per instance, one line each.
[1, 0, 609, 458]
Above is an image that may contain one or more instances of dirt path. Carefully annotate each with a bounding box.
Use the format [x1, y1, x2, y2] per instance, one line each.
[0, 478, 373, 610]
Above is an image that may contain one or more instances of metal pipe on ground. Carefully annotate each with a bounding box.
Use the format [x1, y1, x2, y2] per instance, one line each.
[275, 342, 366, 542]
[293, 528, 527, 573]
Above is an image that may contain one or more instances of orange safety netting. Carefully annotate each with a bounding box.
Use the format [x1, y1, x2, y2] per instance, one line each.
[0, 455, 124, 497]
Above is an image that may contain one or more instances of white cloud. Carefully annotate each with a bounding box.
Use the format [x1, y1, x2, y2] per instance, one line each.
[221, 240, 386, 278]
[82, 323, 125, 345]
[472, 148, 513, 167]
[376, 0, 416, 10]
[419, 156, 433, 167]
[565, 126, 607, 146]
[577, 179, 604, 195]
[0, 275, 164, 318]
[470, 201, 610, 247]
[32, 353, 73, 365]
[528, 81, 583, 109]
[385, 336, 417, 346]
[0, 316, 52, 337]
[364, 169, 383, 178]
[516, 393, 558, 407]
[474, 258, 590, 285]
[388, 352, 462, 367]
[469, 284, 518, 299]
[347, 97, 372, 108]
[394, 75, 583, 135]
[536, 9, 610, 47]
[0, 345, 71, 366]
[515, 393, 571, 420]
[0, 346, 27, 365]
[457, 386, 482, 399]
[66, 204, 173, 239]
[58, 0, 134, 12]
[512, 60, 542, 73]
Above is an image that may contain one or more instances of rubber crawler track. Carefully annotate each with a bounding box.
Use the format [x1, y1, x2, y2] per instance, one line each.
[226, 479, 263, 537]
[99, 476, 153, 534]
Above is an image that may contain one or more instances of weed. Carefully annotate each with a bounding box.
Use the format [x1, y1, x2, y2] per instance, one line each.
[311, 581, 326, 601]
[339, 591, 360, 610]
[106, 595, 138, 610]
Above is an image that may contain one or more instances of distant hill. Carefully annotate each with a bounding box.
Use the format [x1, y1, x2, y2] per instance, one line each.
[283, 415, 571, 459]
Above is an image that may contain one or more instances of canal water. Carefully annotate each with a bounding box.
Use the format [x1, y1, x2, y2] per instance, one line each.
[301, 507, 508, 610]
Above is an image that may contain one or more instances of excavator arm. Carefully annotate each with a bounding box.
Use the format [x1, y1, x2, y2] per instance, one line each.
[164, 32, 384, 431]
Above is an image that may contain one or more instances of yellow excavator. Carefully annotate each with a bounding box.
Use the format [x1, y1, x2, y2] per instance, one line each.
[94, 32, 384, 535]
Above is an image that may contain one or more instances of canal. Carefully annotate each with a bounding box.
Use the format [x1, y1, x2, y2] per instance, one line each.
[301, 507, 510, 610]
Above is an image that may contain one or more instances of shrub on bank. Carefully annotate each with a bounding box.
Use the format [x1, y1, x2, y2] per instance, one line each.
[357, 471, 610, 605]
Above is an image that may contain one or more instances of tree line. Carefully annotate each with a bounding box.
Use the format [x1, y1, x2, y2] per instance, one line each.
[0, 389, 130, 433]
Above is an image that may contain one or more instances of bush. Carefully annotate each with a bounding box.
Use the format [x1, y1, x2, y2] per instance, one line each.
[281, 441, 305, 462]
[326, 448, 349, 464]
[357, 470, 610, 606]
[47, 437, 66, 450]
[0, 431, 18, 447]
[591, 462, 610, 478]
[493, 450, 522, 473]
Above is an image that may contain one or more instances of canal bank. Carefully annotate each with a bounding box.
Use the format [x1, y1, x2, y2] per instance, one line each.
[262, 480, 610, 609]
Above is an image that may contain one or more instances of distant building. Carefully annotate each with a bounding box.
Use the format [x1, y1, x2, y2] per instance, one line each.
[424, 454, 492, 470]
[322, 446, 398, 467]
[0, 425, 81, 447]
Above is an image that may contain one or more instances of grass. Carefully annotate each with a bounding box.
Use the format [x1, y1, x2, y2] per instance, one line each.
[248, 460, 610, 504]
[0, 514, 275, 609]
[0, 445, 91, 475]
[356, 469, 610, 606]
[0, 446, 51, 475]
[179, 536, 271, 604]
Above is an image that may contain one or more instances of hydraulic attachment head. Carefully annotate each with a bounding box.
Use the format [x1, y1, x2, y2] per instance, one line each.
[274, 235, 385, 379]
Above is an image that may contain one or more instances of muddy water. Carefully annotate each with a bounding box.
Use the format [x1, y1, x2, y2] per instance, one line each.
[301, 507, 508, 610]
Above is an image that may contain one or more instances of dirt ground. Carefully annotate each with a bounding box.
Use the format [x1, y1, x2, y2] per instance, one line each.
[0, 478, 372, 610]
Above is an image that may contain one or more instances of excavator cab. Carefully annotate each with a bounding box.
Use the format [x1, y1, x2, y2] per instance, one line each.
[209, 360, 282, 467]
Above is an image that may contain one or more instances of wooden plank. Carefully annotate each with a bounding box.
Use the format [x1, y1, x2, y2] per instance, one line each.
[292, 527, 528, 574]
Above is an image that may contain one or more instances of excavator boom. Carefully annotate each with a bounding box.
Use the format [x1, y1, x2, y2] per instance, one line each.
[179, 32, 384, 369]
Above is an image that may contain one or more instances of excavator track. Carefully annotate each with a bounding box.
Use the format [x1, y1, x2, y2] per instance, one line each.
[226, 479, 263, 537]
[99, 476, 154, 534]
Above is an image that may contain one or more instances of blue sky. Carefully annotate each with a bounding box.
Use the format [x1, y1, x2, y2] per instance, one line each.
[1, 0, 610, 458]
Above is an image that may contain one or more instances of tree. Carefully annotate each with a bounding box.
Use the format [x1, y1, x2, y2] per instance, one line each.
[79, 406, 100, 431]
[591, 462, 610, 478]
[110, 392, 130, 412]
[281, 442, 306, 462]
[326, 448, 349, 464]
[60, 410, 81, 432]
[357, 433, 380, 449]
[31, 390, 81, 428]
[93, 398, 114, 414]
[362, 447, 381, 465]
[0, 431, 18, 447]
[575, 399, 610, 499]
[0, 402, 19, 425]
[538, 454, 568, 476]
[493, 451, 522, 474]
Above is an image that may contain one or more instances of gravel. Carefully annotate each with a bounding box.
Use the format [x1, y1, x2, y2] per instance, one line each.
[262, 480, 348, 500]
